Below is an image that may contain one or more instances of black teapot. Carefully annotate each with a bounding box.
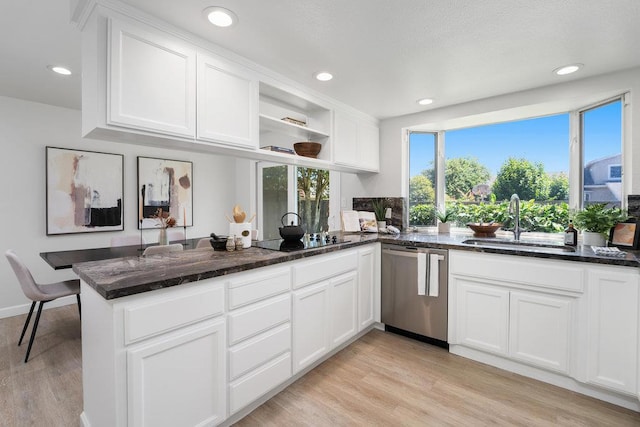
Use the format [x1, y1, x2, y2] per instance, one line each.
[279, 212, 305, 242]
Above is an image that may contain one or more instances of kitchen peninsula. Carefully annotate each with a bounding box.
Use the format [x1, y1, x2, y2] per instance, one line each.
[74, 232, 640, 426]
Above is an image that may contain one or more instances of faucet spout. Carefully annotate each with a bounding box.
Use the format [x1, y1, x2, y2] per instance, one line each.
[509, 194, 521, 241]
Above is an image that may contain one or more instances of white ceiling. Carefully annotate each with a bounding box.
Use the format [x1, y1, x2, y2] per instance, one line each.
[3, 0, 640, 119]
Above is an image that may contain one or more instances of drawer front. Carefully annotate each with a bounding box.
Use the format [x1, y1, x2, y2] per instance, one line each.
[228, 294, 291, 345]
[124, 284, 224, 345]
[450, 250, 584, 293]
[292, 250, 358, 289]
[229, 323, 291, 381]
[229, 352, 291, 415]
[228, 266, 291, 309]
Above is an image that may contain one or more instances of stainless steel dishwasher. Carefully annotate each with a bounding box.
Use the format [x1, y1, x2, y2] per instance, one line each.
[381, 244, 448, 347]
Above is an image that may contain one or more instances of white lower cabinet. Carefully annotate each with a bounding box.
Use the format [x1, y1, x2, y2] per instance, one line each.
[357, 245, 377, 330]
[509, 291, 571, 374]
[329, 271, 358, 348]
[455, 279, 509, 356]
[292, 281, 331, 373]
[450, 250, 640, 410]
[81, 245, 379, 426]
[585, 266, 639, 395]
[127, 318, 226, 427]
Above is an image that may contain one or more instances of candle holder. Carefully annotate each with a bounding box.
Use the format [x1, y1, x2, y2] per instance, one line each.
[138, 219, 144, 252]
[183, 225, 188, 246]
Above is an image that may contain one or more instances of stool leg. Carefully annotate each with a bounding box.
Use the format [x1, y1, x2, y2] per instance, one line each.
[18, 301, 36, 346]
[24, 301, 45, 363]
[76, 294, 81, 320]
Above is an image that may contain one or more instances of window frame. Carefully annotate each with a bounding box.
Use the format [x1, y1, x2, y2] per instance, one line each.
[407, 93, 627, 229]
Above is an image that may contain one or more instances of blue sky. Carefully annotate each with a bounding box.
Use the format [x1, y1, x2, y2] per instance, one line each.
[409, 100, 621, 178]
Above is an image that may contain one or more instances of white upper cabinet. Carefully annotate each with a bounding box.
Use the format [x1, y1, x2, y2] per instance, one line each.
[197, 53, 258, 149]
[80, 3, 379, 173]
[108, 18, 196, 137]
[333, 109, 380, 172]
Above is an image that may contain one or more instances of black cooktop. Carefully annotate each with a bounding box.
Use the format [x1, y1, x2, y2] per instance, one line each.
[254, 235, 345, 252]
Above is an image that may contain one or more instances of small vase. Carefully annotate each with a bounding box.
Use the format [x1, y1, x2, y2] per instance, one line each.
[438, 222, 451, 234]
[582, 231, 606, 246]
[158, 228, 168, 245]
[377, 221, 386, 231]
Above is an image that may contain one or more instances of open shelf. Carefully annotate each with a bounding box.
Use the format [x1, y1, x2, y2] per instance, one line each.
[259, 114, 329, 141]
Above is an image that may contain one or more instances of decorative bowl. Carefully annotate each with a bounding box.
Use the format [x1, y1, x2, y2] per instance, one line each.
[209, 236, 228, 251]
[467, 223, 503, 237]
[293, 142, 322, 158]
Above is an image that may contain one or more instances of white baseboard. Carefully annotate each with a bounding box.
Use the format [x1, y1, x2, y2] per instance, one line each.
[450, 344, 640, 412]
[0, 295, 78, 320]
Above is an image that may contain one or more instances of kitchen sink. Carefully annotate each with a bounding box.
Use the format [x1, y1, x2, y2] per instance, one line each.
[462, 238, 577, 253]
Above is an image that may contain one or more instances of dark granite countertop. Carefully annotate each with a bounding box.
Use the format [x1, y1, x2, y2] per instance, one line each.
[73, 231, 639, 300]
[73, 233, 379, 300]
[377, 232, 640, 267]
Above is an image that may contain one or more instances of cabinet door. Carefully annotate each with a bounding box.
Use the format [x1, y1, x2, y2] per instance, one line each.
[455, 279, 509, 355]
[358, 121, 380, 171]
[333, 110, 379, 171]
[509, 292, 571, 374]
[586, 268, 639, 395]
[292, 281, 330, 374]
[127, 319, 226, 427]
[108, 18, 196, 137]
[333, 111, 358, 166]
[330, 271, 358, 348]
[197, 53, 258, 148]
[358, 246, 376, 330]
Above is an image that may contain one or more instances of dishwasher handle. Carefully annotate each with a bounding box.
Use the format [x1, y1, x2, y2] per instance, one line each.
[427, 253, 445, 297]
[382, 248, 443, 297]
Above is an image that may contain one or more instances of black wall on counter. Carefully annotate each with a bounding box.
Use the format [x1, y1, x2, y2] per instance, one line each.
[352, 197, 407, 230]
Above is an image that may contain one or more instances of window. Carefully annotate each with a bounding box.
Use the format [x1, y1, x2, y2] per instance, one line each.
[408, 132, 436, 227]
[258, 164, 331, 239]
[407, 95, 625, 233]
[609, 165, 622, 181]
[581, 99, 623, 206]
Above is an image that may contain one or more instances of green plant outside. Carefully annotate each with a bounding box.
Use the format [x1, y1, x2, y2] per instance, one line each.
[410, 200, 570, 233]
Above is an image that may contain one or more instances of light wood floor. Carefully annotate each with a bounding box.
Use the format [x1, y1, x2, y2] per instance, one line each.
[1, 305, 639, 426]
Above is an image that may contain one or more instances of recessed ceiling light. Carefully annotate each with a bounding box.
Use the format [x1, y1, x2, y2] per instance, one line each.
[553, 63, 583, 76]
[417, 98, 433, 106]
[203, 6, 238, 27]
[315, 72, 333, 82]
[48, 65, 72, 75]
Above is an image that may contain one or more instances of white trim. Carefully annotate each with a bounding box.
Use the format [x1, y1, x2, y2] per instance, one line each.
[0, 295, 78, 320]
[450, 344, 640, 412]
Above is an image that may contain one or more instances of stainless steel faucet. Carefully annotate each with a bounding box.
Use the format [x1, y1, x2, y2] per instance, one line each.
[509, 194, 521, 241]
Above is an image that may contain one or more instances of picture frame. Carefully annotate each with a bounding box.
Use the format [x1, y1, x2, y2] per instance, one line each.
[608, 220, 640, 249]
[137, 157, 193, 229]
[46, 146, 124, 235]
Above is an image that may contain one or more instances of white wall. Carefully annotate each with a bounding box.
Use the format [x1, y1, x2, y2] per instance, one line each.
[343, 67, 640, 200]
[0, 96, 238, 316]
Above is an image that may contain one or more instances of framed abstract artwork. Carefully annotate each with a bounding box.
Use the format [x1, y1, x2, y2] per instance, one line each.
[46, 147, 124, 235]
[137, 157, 193, 229]
[609, 220, 640, 249]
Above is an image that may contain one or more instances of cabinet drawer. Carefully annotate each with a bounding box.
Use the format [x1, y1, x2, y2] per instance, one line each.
[228, 294, 290, 345]
[124, 284, 224, 345]
[292, 250, 357, 289]
[228, 266, 291, 309]
[229, 323, 291, 381]
[450, 250, 584, 293]
[229, 352, 291, 415]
